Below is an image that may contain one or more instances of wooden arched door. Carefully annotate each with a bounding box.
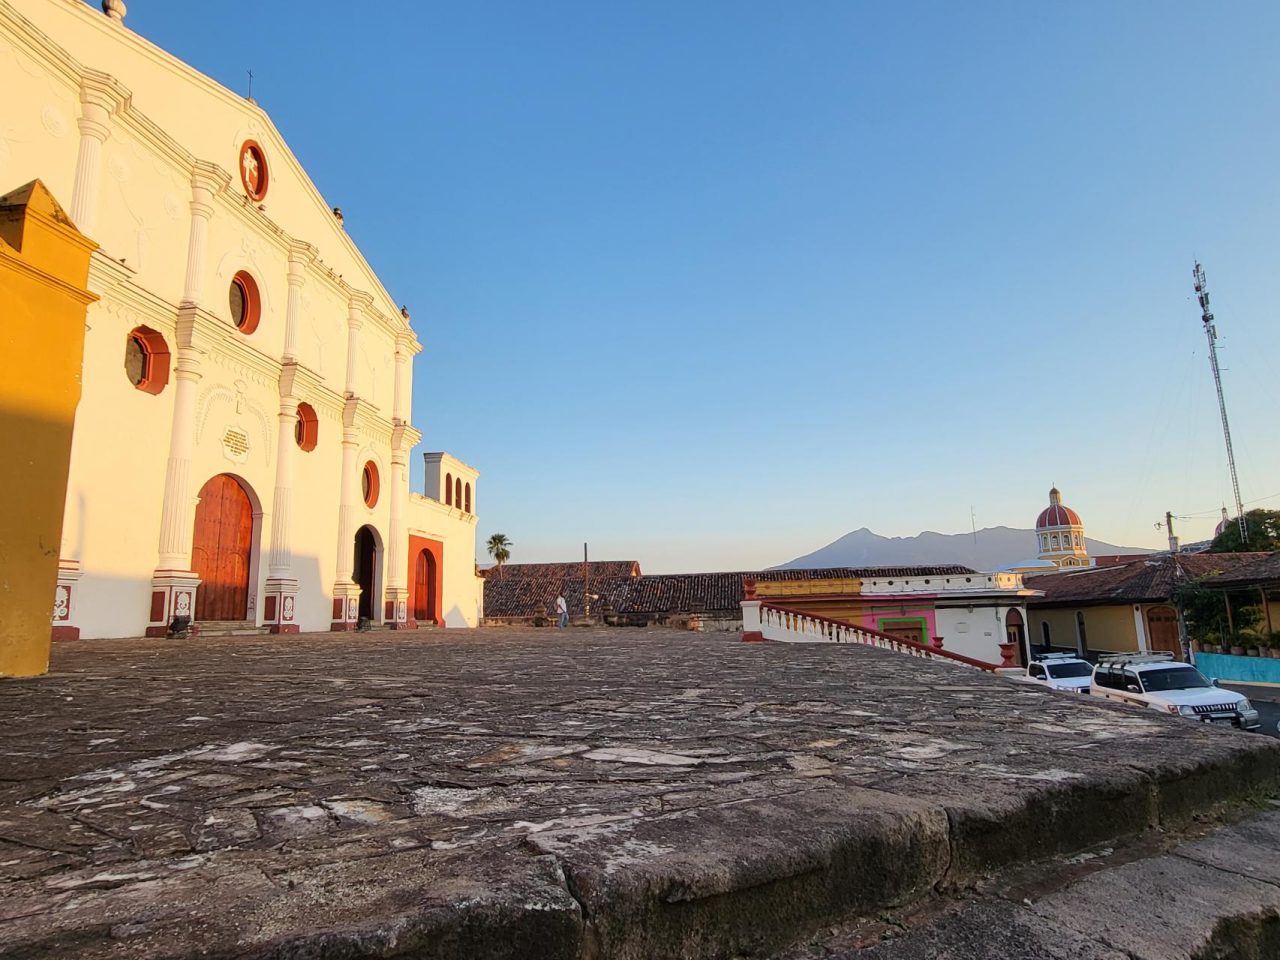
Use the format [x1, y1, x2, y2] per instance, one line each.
[414, 549, 437, 625]
[192, 474, 253, 622]
[1146, 606, 1182, 661]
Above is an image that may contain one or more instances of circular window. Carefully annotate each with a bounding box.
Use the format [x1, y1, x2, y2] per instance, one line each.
[238, 140, 269, 201]
[294, 402, 318, 452]
[361, 461, 380, 508]
[123, 326, 170, 395]
[229, 271, 261, 334]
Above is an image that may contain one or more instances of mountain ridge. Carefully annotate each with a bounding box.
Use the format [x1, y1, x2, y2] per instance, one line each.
[777, 525, 1155, 572]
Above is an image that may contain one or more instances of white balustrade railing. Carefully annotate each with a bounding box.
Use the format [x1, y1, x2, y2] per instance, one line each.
[755, 603, 996, 671]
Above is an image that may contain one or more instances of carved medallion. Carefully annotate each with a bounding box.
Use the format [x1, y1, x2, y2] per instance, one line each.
[238, 140, 268, 200]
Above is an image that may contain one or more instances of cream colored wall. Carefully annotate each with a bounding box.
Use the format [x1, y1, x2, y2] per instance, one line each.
[1031, 605, 1139, 654]
[408, 495, 482, 627]
[4, 2, 478, 637]
[0, 31, 79, 204]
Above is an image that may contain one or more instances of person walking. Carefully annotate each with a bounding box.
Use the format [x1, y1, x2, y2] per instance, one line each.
[555, 593, 568, 629]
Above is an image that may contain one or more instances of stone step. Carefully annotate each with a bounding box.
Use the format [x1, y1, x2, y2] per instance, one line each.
[193, 620, 270, 638]
[775, 806, 1280, 959]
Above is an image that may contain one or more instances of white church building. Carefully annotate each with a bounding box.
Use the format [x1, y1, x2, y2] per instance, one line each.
[2, 0, 483, 638]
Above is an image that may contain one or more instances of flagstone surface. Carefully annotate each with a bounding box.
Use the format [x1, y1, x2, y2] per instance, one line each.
[1, 628, 1277, 958]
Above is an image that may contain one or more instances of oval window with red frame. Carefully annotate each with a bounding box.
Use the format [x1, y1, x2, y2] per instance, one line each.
[361, 461, 380, 508]
[229, 271, 261, 334]
[239, 140, 268, 200]
[294, 402, 318, 452]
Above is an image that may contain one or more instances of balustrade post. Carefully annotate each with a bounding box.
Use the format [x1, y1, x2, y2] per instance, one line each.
[740, 598, 763, 643]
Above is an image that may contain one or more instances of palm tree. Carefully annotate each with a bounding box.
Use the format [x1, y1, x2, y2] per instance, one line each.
[486, 533, 512, 577]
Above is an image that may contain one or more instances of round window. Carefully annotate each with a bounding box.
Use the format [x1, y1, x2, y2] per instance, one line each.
[361, 461, 379, 508]
[229, 271, 261, 334]
[238, 140, 269, 201]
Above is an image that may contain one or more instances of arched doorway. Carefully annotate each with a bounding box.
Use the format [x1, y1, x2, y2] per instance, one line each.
[1005, 608, 1027, 666]
[192, 474, 254, 622]
[354, 525, 381, 623]
[414, 549, 438, 625]
[1146, 605, 1182, 661]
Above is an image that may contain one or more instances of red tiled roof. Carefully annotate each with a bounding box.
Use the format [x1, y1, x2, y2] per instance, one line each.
[483, 564, 977, 619]
[1198, 552, 1280, 588]
[1026, 553, 1270, 606]
[481, 561, 641, 581]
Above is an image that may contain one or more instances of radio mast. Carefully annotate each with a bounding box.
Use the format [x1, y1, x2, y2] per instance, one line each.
[1191, 262, 1247, 542]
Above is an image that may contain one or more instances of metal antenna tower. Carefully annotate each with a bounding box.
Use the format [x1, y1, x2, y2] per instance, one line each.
[1192, 262, 1247, 542]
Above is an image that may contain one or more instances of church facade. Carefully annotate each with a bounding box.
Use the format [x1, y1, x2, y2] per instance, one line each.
[2, 0, 482, 639]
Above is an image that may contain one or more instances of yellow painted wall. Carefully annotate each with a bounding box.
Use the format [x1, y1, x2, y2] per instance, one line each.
[0, 181, 96, 677]
[1031, 604, 1140, 655]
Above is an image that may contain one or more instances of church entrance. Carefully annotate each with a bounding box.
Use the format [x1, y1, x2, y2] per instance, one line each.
[354, 525, 380, 624]
[1146, 606, 1182, 661]
[414, 548, 437, 625]
[192, 474, 254, 622]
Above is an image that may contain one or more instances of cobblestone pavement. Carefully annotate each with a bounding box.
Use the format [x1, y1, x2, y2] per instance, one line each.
[1, 628, 1278, 959]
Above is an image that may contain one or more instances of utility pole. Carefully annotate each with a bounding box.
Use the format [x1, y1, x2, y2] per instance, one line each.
[1165, 511, 1179, 554]
[582, 542, 589, 618]
[1192, 263, 1247, 543]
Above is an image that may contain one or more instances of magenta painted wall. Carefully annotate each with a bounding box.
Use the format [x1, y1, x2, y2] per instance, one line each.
[850, 604, 938, 639]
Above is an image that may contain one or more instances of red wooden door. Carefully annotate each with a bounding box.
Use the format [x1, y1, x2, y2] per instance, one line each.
[414, 551, 430, 622]
[192, 474, 253, 622]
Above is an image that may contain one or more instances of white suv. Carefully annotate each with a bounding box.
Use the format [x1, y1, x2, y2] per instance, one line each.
[1090, 653, 1260, 731]
[1023, 653, 1093, 693]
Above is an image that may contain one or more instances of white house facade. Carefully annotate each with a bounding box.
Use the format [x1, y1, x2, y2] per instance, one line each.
[2, 0, 482, 638]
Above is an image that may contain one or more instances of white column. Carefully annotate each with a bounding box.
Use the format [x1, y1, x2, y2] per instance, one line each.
[330, 298, 366, 629]
[1133, 605, 1149, 654]
[268, 250, 306, 577]
[335, 427, 358, 582]
[387, 335, 410, 590]
[344, 302, 362, 398]
[154, 168, 217, 568]
[180, 168, 217, 308]
[155, 352, 203, 567]
[147, 166, 224, 636]
[393, 333, 410, 421]
[387, 452, 407, 584]
[282, 244, 308, 362]
[70, 76, 119, 235]
[268, 399, 296, 578]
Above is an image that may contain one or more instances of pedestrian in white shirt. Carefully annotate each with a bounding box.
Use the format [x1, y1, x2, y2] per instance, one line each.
[555, 593, 568, 628]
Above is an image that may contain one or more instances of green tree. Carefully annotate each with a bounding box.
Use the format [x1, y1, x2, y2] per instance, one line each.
[1208, 508, 1280, 553]
[486, 533, 512, 576]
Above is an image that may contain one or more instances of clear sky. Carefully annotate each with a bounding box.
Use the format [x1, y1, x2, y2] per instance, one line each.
[121, 1, 1280, 571]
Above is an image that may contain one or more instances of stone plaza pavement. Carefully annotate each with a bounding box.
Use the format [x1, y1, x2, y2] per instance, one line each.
[1, 628, 1278, 959]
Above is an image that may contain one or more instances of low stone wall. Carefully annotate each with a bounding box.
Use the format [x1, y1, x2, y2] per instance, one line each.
[1196, 651, 1280, 685]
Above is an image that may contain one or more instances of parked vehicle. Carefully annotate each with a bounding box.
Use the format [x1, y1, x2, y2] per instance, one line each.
[1022, 653, 1093, 693]
[1090, 653, 1260, 731]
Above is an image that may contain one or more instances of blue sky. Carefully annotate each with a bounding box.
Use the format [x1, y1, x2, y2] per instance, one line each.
[124, 1, 1280, 571]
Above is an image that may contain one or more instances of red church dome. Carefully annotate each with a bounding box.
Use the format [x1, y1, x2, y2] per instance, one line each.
[1036, 487, 1082, 529]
